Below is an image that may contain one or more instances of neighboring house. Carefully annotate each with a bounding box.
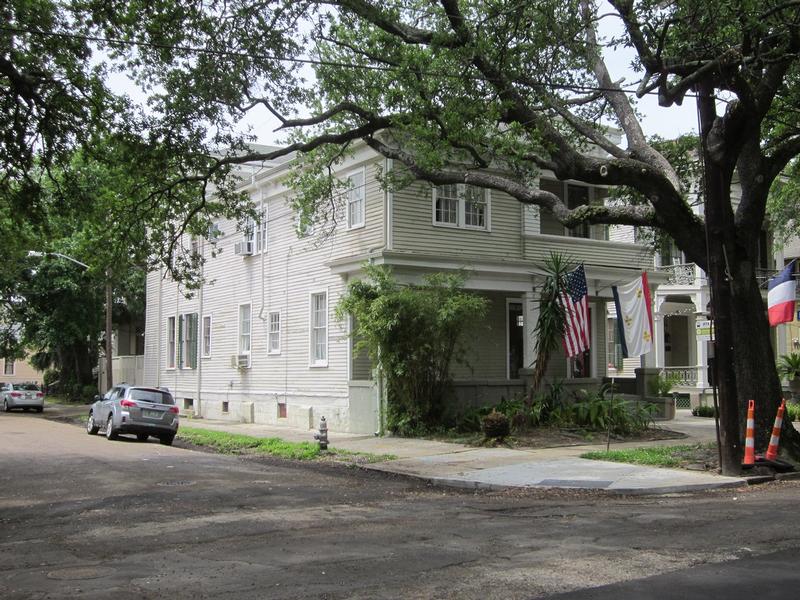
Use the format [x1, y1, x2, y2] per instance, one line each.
[143, 144, 656, 433]
[1, 356, 43, 385]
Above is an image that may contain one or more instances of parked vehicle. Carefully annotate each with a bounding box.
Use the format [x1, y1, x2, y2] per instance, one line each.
[87, 384, 179, 445]
[2, 382, 44, 412]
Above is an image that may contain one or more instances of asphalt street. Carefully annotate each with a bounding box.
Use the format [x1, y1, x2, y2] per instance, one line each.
[2, 411, 800, 599]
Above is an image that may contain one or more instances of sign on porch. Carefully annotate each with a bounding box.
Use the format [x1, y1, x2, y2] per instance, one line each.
[696, 320, 714, 340]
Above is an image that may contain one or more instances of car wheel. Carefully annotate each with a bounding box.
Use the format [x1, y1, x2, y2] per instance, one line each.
[105, 415, 118, 440]
[36, 407, 43, 413]
[136, 434, 149, 442]
[159, 434, 175, 446]
[87, 413, 99, 435]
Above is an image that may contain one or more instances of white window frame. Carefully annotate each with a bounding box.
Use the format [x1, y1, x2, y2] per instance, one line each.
[3, 360, 14, 376]
[268, 311, 281, 355]
[309, 291, 328, 367]
[238, 303, 252, 364]
[346, 168, 366, 229]
[202, 315, 212, 358]
[244, 203, 268, 255]
[432, 184, 490, 231]
[166, 316, 176, 370]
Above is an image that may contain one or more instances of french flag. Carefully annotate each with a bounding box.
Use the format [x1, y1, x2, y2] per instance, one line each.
[767, 260, 797, 327]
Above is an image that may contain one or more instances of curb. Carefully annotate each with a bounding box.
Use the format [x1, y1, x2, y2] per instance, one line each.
[414, 474, 747, 495]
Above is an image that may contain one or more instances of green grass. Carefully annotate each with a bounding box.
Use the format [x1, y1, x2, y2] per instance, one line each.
[177, 427, 394, 463]
[581, 443, 717, 468]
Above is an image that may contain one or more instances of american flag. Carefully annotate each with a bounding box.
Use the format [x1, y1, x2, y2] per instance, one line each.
[559, 264, 590, 357]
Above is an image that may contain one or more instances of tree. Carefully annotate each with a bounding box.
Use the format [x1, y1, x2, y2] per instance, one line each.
[11, 1, 800, 473]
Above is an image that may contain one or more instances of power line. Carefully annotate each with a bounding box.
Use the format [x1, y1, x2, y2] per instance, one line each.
[0, 24, 704, 100]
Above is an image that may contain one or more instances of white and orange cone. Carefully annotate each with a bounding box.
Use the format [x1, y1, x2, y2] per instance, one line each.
[743, 399, 755, 467]
[764, 399, 787, 461]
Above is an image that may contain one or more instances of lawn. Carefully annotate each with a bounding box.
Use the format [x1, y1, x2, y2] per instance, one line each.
[177, 427, 395, 464]
[581, 443, 719, 469]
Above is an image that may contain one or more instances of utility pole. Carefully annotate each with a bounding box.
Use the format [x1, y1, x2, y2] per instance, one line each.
[105, 269, 113, 392]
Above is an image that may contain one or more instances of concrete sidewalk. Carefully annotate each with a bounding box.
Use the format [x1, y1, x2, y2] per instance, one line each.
[174, 408, 749, 494]
[42, 402, 749, 494]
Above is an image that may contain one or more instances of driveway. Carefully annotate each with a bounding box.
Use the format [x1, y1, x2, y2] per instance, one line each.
[2, 412, 800, 599]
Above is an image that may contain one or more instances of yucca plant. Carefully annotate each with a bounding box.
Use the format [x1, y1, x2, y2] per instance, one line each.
[526, 252, 574, 409]
[777, 353, 800, 380]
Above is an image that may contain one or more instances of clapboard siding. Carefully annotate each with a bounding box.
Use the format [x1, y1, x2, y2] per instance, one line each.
[392, 181, 523, 260]
[145, 150, 386, 431]
[452, 291, 514, 380]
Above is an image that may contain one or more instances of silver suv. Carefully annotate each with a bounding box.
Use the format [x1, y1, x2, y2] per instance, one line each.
[87, 384, 179, 445]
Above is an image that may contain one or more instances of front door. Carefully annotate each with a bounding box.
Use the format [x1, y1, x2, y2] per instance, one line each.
[507, 301, 524, 379]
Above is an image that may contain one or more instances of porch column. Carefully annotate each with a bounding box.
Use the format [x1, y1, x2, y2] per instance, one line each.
[523, 290, 539, 370]
[653, 313, 666, 369]
[694, 291, 710, 390]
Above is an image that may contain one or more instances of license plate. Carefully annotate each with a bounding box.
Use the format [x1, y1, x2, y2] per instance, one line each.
[143, 410, 162, 419]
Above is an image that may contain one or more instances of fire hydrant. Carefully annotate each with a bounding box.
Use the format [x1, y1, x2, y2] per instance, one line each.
[314, 416, 328, 450]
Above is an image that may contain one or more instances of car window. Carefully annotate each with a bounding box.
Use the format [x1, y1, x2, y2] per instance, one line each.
[129, 389, 175, 405]
[14, 383, 40, 391]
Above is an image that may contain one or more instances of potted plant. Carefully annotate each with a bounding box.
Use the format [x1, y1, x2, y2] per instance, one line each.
[777, 352, 800, 397]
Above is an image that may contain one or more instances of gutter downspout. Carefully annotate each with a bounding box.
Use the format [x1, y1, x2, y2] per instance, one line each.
[196, 239, 204, 417]
[156, 266, 163, 387]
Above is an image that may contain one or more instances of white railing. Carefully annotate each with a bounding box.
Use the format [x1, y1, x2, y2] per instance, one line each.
[663, 366, 701, 386]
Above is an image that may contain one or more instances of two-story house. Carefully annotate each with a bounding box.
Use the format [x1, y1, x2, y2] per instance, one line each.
[143, 144, 656, 433]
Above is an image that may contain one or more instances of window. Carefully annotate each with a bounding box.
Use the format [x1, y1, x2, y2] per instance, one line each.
[3, 360, 14, 376]
[310, 292, 328, 366]
[238, 304, 252, 355]
[464, 185, 487, 228]
[433, 184, 489, 230]
[178, 313, 198, 369]
[202, 315, 212, 358]
[167, 316, 176, 369]
[268, 311, 281, 354]
[347, 169, 365, 229]
[434, 184, 459, 225]
[244, 204, 268, 253]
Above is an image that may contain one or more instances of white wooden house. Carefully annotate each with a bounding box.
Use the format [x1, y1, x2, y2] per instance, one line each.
[143, 144, 656, 433]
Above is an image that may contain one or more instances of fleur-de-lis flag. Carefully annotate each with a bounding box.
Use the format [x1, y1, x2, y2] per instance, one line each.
[611, 273, 654, 358]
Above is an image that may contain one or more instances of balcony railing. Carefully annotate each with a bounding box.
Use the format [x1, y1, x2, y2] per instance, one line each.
[656, 263, 698, 286]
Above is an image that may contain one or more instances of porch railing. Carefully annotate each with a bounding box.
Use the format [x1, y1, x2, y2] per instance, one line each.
[663, 366, 701, 386]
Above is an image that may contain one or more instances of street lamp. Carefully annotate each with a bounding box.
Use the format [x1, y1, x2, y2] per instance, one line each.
[27, 251, 113, 393]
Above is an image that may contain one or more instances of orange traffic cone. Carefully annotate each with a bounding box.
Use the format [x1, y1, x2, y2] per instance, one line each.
[765, 399, 787, 461]
[743, 399, 755, 467]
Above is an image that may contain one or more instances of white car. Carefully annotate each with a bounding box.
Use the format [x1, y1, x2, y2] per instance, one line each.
[2, 382, 44, 412]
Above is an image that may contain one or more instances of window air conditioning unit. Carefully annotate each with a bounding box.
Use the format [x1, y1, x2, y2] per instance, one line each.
[234, 240, 253, 256]
[237, 354, 250, 368]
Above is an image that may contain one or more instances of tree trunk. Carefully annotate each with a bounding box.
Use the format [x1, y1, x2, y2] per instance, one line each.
[729, 265, 800, 457]
[697, 84, 800, 474]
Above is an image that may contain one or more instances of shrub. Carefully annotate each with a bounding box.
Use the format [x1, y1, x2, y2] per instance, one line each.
[482, 410, 510, 440]
[649, 372, 681, 397]
[777, 353, 800, 379]
[42, 368, 59, 390]
[786, 402, 800, 422]
[692, 405, 718, 418]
